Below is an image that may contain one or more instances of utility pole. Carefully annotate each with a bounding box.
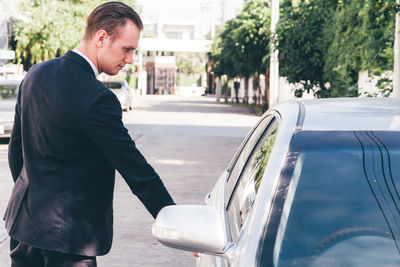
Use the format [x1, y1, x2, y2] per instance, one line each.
[269, 0, 280, 107]
[394, 0, 400, 97]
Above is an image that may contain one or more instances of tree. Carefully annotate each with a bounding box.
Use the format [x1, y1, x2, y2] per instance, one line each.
[175, 52, 205, 75]
[324, 0, 396, 97]
[208, 19, 242, 79]
[321, 0, 367, 97]
[231, 0, 270, 103]
[277, 0, 338, 97]
[362, 0, 396, 71]
[208, 19, 242, 100]
[175, 52, 206, 86]
[277, 0, 396, 98]
[13, 0, 138, 71]
[208, 0, 270, 103]
[232, 0, 271, 80]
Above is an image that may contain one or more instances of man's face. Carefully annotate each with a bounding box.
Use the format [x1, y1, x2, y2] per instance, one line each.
[97, 20, 140, 76]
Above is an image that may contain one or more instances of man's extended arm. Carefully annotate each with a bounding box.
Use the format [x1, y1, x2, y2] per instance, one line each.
[84, 89, 175, 218]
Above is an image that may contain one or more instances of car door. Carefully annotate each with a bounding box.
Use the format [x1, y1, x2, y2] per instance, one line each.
[197, 113, 280, 267]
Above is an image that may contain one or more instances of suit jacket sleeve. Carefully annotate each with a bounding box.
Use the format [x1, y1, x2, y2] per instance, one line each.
[8, 87, 23, 182]
[84, 89, 175, 218]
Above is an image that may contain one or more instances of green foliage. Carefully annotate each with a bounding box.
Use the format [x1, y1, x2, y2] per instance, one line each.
[363, 0, 396, 70]
[14, 0, 138, 71]
[175, 73, 201, 87]
[175, 52, 205, 87]
[208, 19, 243, 78]
[253, 122, 278, 192]
[232, 0, 271, 78]
[277, 0, 396, 98]
[324, 0, 396, 97]
[322, 0, 365, 97]
[373, 77, 392, 97]
[277, 0, 338, 97]
[175, 52, 205, 75]
[208, 0, 270, 79]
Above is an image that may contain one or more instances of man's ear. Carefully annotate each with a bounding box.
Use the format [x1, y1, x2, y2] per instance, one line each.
[95, 30, 107, 48]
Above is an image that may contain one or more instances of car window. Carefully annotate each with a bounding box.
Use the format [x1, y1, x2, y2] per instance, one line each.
[226, 115, 274, 202]
[226, 118, 279, 241]
[257, 131, 400, 267]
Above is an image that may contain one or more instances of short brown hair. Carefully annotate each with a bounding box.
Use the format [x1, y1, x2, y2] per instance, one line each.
[84, 1, 143, 41]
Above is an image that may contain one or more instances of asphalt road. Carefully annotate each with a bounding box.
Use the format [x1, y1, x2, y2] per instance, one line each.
[0, 95, 260, 266]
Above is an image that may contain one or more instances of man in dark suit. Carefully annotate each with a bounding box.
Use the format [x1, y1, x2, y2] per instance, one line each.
[3, 2, 175, 266]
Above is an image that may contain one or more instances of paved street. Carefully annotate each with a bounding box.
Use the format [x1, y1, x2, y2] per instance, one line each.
[0, 95, 260, 266]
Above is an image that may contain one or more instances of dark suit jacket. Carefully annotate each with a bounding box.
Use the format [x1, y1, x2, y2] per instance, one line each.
[3, 50, 175, 256]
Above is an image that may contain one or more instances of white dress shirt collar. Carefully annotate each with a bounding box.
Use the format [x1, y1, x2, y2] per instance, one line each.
[72, 48, 99, 77]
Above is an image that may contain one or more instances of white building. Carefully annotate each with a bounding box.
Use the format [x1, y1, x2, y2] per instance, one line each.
[134, 0, 247, 95]
[136, 0, 245, 40]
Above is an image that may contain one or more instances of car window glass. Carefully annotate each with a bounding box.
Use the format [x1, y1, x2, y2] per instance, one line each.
[257, 131, 400, 267]
[227, 119, 279, 241]
[226, 115, 273, 205]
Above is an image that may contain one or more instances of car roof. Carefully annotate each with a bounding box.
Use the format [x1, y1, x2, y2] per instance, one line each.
[276, 98, 400, 131]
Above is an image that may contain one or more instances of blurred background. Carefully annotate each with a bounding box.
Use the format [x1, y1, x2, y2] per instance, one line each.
[0, 0, 399, 110]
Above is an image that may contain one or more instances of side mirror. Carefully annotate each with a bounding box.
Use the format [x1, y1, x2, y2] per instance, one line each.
[152, 205, 228, 254]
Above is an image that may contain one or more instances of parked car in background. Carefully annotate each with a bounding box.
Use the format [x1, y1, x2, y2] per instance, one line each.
[153, 98, 400, 267]
[0, 80, 20, 139]
[102, 80, 134, 111]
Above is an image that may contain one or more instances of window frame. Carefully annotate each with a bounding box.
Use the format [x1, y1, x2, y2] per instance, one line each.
[224, 113, 280, 242]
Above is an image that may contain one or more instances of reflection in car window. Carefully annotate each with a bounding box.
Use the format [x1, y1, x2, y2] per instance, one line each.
[258, 131, 400, 267]
[227, 119, 279, 241]
[226, 115, 274, 204]
[253, 123, 279, 192]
